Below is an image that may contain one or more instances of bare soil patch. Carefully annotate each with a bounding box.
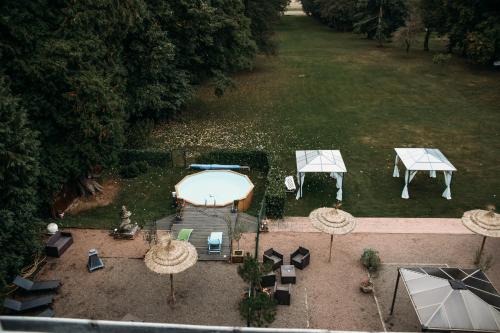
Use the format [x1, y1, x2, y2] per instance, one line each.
[66, 180, 120, 215]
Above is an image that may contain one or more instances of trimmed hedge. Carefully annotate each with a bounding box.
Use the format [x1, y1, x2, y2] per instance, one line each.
[195, 149, 269, 172]
[119, 149, 171, 167]
[196, 149, 285, 218]
[264, 163, 286, 219]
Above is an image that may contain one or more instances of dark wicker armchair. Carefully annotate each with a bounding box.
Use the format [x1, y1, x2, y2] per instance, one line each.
[263, 248, 283, 271]
[290, 246, 310, 270]
[274, 283, 291, 305]
[260, 271, 276, 288]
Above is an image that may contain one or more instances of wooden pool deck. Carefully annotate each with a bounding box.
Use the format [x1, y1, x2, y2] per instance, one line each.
[159, 205, 257, 261]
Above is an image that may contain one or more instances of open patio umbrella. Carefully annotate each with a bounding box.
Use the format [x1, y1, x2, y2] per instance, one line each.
[462, 206, 500, 262]
[309, 206, 356, 262]
[144, 234, 197, 304]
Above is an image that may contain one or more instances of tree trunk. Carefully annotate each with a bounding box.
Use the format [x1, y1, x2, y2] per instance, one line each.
[424, 29, 431, 51]
[406, 40, 410, 53]
[377, 4, 384, 47]
[78, 177, 104, 196]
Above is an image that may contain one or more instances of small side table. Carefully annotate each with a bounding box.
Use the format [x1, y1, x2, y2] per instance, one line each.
[280, 265, 296, 284]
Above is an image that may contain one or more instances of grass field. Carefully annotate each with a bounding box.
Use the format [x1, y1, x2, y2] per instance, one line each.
[154, 16, 500, 218]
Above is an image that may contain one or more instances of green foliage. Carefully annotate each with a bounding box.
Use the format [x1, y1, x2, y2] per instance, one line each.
[301, 0, 322, 18]
[125, 119, 155, 149]
[239, 291, 277, 327]
[419, 0, 447, 35]
[432, 53, 452, 65]
[354, 0, 408, 44]
[317, 0, 357, 31]
[244, 0, 290, 53]
[446, 1, 500, 65]
[163, 0, 256, 83]
[264, 166, 286, 219]
[119, 149, 171, 167]
[0, 75, 42, 291]
[238, 255, 276, 327]
[120, 163, 141, 179]
[360, 248, 381, 271]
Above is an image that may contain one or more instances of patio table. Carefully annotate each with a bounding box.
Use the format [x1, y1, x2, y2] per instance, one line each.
[280, 265, 296, 284]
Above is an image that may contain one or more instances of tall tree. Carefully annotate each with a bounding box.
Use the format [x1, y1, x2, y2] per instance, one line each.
[0, 75, 41, 290]
[244, 0, 289, 54]
[354, 0, 408, 46]
[317, 0, 357, 31]
[419, 0, 447, 51]
[0, 0, 143, 207]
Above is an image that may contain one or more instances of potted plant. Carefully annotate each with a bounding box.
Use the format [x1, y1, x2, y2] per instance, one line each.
[226, 215, 245, 263]
[360, 248, 381, 272]
[360, 277, 374, 293]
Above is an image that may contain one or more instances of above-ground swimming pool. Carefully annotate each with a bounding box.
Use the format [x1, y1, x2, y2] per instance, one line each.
[175, 170, 254, 211]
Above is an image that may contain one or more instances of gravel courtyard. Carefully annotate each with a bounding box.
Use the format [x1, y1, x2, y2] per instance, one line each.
[37, 229, 500, 330]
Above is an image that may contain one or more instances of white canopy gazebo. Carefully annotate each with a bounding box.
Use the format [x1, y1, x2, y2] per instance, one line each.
[296, 150, 347, 201]
[393, 148, 456, 199]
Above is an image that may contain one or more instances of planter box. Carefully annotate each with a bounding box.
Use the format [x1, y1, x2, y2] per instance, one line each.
[231, 250, 244, 263]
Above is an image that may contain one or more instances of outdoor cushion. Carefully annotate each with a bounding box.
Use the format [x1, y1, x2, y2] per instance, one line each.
[177, 229, 193, 241]
[13, 276, 60, 292]
[3, 295, 53, 312]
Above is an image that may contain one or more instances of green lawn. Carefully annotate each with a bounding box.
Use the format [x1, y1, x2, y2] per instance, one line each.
[61, 168, 266, 229]
[154, 16, 500, 218]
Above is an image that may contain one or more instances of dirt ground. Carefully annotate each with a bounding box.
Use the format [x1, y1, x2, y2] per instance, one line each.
[37, 229, 500, 330]
[65, 180, 120, 215]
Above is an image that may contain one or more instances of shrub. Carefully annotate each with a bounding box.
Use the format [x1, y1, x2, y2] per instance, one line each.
[135, 161, 149, 173]
[432, 53, 451, 65]
[119, 149, 171, 167]
[360, 248, 381, 271]
[264, 165, 286, 219]
[120, 163, 141, 179]
[125, 119, 155, 149]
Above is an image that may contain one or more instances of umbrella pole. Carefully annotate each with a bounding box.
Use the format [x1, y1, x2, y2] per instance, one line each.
[168, 274, 176, 304]
[477, 236, 487, 263]
[328, 234, 333, 263]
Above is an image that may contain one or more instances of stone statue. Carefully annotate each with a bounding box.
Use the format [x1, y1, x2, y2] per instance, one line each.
[119, 206, 135, 232]
[112, 205, 139, 239]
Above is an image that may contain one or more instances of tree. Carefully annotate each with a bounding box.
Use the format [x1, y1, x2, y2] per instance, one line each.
[244, 0, 290, 54]
[0, 0, 144, 209]
[393, 1, 423, 53]
[124, 6, 191, 121]
[354, 0, 408, 46]
[238, 255, 276, 327]
[317, 0, 357, 31]
[419, 0, 447, 51]
[0, 75, 42, 291]
[301, 0, 322, 18]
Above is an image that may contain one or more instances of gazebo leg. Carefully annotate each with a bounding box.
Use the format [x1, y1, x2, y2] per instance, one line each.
[168, 274, 176, 304]
[390, 269, 401, 315]
[328, 234, 333, 263]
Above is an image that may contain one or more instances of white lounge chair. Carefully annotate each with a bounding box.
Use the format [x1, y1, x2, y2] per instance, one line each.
[285, 176, 296, 192]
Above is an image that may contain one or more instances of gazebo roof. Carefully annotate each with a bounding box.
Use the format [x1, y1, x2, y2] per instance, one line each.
[400, 267, 500, 332]
[296, 150, 346, 173]
[395, 148, 456, 171]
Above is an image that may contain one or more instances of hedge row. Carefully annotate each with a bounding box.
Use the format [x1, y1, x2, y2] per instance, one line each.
[196, 149, 285, 218]
[264, 163, 286, 219]
[119, 149, 171, 167]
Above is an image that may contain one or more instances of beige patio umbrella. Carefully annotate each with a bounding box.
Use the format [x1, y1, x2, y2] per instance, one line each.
[462, 206, 500, 262]
[309, 206, 356, 262]
[144, 234, 197, 304]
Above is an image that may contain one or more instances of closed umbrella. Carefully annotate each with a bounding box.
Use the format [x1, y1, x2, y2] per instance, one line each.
[309, 206, 356, 262]
[144, 234, 197, 304]
[462, 206, 500, 262]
